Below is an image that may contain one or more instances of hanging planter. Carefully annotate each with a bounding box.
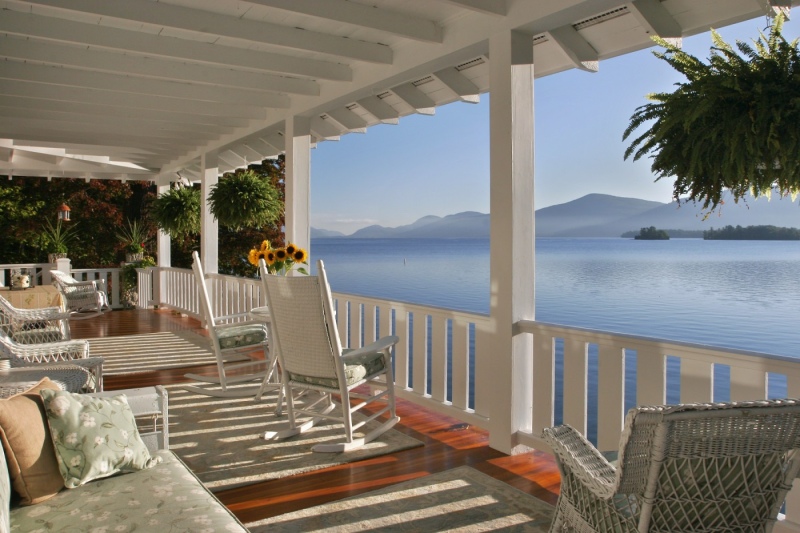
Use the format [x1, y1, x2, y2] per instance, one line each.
[623, 14, 800, 212]
[149, 185, 201, 238]
[208, 169, 282, 230]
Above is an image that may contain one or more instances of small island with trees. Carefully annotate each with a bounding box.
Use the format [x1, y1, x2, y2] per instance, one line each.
[703, 225, 800, 240]
[633, 226, 670, 240]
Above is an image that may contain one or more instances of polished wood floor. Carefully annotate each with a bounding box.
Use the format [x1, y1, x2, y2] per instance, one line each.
[71, 309, 561, 524]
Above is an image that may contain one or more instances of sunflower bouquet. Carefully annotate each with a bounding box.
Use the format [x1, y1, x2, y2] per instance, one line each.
[248, 240, 309, 276]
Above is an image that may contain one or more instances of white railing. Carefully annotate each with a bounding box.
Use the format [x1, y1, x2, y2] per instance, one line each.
[0, 262, 124, 309]
[146, 267, 800, 529]
[331, 293, 491, 428]
[514, 319, 800, 530]
[0, 263, 51, 287]
[71, 267, 123, 309]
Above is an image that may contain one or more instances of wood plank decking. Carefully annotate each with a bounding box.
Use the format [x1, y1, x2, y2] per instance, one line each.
[71, 309, 560, 524]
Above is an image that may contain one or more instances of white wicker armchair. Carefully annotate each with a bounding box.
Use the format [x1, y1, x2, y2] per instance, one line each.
[0, 293, 71, 344]
[50, 270, 110, 319]
[542, 399, 800, 533]
[0, 331, 103, 392]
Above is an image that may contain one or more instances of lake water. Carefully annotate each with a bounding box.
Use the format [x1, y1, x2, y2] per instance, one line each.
[311, 237, 800, 440]
[312, 237, 800, 357]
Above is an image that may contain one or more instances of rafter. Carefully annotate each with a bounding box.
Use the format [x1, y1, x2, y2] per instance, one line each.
[356, 96, 400, 124]
[627, 0, 682, 46]
[0, 80, 267, 119]
[19, 0, 393, 64]
[433, 67, 480, 103]
[0, 10, 352, 81]
[0, 61, 290, 109]
[546, 25, 599, 73]
[311, 117, 345, 139]
[391, 83, 436, 115]
[244, 0, 442, 43]
[434, 0, 507, 16]
[325, 108, 368, 132]
[0, 37, 320, 96]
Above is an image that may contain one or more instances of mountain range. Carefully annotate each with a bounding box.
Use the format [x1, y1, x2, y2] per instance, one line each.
[311, 193, 800, 239]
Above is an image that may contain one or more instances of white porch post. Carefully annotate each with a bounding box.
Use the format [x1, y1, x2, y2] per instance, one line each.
[200, 152, 219, 274]
[284, 117, 312, 256]
[154, 180, 172, 307]
[487, 29, 536, 454]
[155, 182, 172, 269]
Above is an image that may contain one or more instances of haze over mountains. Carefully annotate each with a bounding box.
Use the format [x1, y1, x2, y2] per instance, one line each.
[311, 193, 800, 239]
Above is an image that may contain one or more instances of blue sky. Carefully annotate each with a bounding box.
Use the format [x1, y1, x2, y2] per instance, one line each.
[311, 15, 799, 235]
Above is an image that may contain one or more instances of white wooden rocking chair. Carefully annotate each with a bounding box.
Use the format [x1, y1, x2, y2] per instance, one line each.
[259, 258, 400, 453]
[183, 251, 281, 399]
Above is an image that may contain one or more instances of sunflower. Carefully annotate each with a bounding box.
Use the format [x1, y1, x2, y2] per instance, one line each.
[260, 240, 270, 252]
[285, 243, 297, 256]
[265, 251, 277, 266]
[275, 248, 288, 261]
[247, 248, 259, 266]
[292, 247, 308, 263]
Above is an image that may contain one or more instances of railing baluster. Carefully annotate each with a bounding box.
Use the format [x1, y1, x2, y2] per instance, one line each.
[637, 348, 665, 406]
[596, 343, 624, 452]
[680, 357, 713, 403]
[394, 309, 410, 390]
[430, 315, 447, 403]
[532, 332, 554, 439]
[451, 319, 469, 411]
[562, 338, 588, 434]
[730, 366, 767, 401]
[412, 311, 427, 395]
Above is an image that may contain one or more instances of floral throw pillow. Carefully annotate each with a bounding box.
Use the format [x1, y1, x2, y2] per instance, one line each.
[39, 389, 160, 488]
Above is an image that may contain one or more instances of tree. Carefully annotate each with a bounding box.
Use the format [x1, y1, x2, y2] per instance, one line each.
[624, 14, 800, 212]
[0, 177, 155, 267]
[634, 226, 669, 240]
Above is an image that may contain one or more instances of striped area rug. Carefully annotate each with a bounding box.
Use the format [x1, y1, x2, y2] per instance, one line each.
[246, 465, 554, 532]
[85, 330, 248, 374]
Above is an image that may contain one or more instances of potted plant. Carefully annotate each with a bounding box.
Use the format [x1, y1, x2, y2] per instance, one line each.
[623, 13, 800, 212]
[208, 169, 282, 230]
[116, 218, 150, 262]
[150, 185, 201, 239]
[40, 219, 78, 264]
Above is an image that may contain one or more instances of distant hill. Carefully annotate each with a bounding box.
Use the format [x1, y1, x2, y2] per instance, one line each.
[312, 193, 800, 239]
[310, 227, 345, 238]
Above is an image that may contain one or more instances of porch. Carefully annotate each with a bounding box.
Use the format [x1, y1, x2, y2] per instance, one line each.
[11, 260, 800, 528]
[68, 307, 560, 524]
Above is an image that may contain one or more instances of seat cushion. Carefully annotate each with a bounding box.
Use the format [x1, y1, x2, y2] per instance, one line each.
[289, 350, 386, 389]
[9, 450, 248, 532]
[0, 378, 64, 505]
[216, 323, 268, 350]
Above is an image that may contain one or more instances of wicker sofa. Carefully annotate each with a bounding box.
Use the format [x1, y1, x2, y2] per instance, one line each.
[1, 384, 248, 533]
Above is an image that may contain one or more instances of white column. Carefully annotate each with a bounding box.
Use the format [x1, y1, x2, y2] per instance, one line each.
[285, 117, 312, 256]
[487, 29, 536, 454]
[156, 182, 172, 269]
[153, 180, 172, 308]
[201, 152, 219, 274]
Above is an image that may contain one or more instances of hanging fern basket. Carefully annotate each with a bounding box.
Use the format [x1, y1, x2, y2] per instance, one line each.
[208, 169, 282, 230]
[623, 14, 800, 211]
[149, 186, 201, 238]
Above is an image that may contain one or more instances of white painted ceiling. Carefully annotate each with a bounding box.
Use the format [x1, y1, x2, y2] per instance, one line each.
[0, 0, 792, 183]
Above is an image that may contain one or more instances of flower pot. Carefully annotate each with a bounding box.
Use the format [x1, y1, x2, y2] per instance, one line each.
[48, 253, 67, 264]
[126, 253, 144, 263]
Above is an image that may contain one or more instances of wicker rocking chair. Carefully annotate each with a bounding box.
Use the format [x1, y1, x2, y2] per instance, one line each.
[182, 251, 280, 399]
[50, 270, 110, 319]
[259, 258, 400, 453]
[542, 398, 800, 532]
